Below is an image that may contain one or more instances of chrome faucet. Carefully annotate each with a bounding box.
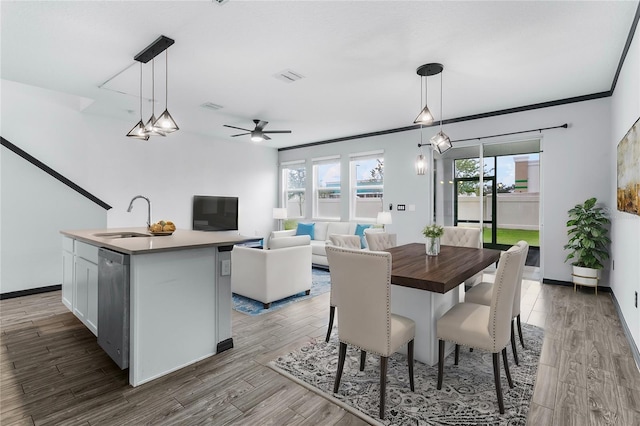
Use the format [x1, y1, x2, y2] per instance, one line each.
[127, 195, 152, 229]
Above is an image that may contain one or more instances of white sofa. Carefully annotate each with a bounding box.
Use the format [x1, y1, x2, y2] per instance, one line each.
[231, 235, 312, 309]
[270, 221, 382, 267]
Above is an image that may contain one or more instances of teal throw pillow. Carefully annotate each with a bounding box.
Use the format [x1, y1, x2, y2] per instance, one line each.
[354, 224, 372, 249]
[296, 222, 315, 240]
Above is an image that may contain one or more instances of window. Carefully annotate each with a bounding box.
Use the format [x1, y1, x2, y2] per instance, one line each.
[350, 152, 384, 220]
[282, 163, 306, 219]
[313, 157, 341, 219]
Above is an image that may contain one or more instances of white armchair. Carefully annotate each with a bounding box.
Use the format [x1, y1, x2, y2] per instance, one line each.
[231, 236, 312, 309]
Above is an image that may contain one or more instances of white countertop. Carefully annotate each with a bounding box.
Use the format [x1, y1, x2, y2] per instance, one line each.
[60, 227, 259, 255]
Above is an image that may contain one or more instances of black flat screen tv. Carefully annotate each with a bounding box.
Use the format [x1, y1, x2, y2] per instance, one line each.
[192, 195, 238, 231]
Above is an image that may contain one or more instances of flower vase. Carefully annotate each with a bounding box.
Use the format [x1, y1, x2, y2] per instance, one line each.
[426, 237, 440, 256]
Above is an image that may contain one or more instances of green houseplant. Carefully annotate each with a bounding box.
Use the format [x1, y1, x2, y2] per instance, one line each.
[422, 224, 444, 256]
[563, 197, 610, 291]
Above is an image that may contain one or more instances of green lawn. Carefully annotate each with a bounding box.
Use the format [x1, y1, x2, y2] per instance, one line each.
[483, 228, 539, 246]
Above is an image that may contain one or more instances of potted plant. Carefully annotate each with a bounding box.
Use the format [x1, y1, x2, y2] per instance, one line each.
[422, 224, 444, 256]
[564, 197, 611, 292]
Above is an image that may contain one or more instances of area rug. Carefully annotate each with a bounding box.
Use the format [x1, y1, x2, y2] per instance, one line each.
[232, 268, 331, 316]
[269, 323, 543, 426]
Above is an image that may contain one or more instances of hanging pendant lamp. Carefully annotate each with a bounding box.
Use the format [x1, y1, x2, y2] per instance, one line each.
[143, 58, 166, 137]
[414, 68, 434, 125]
[126, 62, 150, 140]
[428, 65, 452, 154]
[153, 48, 179, 133]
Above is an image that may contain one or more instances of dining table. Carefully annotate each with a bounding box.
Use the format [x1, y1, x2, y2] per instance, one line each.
[384, 242, 501, 365]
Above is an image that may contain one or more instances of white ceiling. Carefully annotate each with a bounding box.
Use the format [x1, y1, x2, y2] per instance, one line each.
[2, 1, 637, 149]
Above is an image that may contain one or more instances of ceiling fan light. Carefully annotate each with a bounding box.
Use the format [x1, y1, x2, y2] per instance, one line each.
[430, 131, 452, 154]
[154, 109, 179, 133]
[250, 130, 264, 142]
[414, 105, 434, 125]
[126, 120, 150, 140]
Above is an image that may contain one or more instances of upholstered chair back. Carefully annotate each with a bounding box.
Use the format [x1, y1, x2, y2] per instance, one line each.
[441, 226, 481, 248]
[326, 246, 395, 357]
[365, 232, 397, 251]
[328, 234, 361, 250]
[512, 240, 529, 317]
[488, 243, 527, 351]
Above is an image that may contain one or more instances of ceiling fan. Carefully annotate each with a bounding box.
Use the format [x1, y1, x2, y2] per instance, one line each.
[224, 119, 292, 142]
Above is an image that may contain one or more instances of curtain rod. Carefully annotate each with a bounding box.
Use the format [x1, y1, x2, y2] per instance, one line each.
[418, 123, 568, 147]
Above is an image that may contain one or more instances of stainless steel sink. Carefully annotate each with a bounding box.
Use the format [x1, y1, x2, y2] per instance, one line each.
[93, 232, 151, 239]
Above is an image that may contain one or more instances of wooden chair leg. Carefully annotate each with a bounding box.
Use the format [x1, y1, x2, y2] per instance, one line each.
[379, 356, 388, 420]
[492, 352, 505, 414]
[305, 289, 310, 295]
[454, 344, 460, 365]
[325, 305, 335, 343]
[360, 350, 366, 371]
[502, 347, 514, 388]
[517, 314, 526, 349]
[408, 339, 415, 392]
[510, 320, 519, 366]
[333, 342, 347, 393]
[262, 302, 271, 309]
[437, 340, 445, 390]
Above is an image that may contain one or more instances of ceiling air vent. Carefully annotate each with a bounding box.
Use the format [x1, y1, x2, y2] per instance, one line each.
[200, 102, 224, 111]
[273, 69, 305, 83]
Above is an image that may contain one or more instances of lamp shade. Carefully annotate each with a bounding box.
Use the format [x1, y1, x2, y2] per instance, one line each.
[414, 105, 434, 125]
[273, 208, 288, 220]
[376, 211, 392, 225]
[415, 153, 426, 175]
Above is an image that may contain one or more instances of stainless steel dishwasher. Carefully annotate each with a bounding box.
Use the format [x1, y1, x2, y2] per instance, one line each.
[98, 247, 130, 369]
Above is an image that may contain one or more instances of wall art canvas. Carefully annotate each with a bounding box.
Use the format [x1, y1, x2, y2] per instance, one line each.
[617, 116, 640, 215]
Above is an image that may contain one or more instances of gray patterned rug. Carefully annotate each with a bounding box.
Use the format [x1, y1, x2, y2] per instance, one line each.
[269, 323, 543, 426]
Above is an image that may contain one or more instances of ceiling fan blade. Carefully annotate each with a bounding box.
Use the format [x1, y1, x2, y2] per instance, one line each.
[230, 133, 250, 137]
[263, 134, 271, 140]
[255, 120, 268, 131]
[224, 124, 252, 132]
[263, 130, 292, 134]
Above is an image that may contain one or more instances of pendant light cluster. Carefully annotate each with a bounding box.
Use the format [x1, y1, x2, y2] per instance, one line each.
[126, 35, 179, 140]
[414, 63, 452, 173]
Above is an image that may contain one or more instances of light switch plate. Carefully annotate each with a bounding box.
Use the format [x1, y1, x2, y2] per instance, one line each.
[221, 259, 231, 276]
[397, 204, 406, 211]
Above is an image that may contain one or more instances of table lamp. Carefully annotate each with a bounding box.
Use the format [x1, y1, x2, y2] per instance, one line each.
[273, 208, 288, 231]
[376, 211, 392, 231]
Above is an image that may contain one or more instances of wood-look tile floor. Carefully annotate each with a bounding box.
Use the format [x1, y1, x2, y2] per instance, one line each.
[1, 269, 639, 425]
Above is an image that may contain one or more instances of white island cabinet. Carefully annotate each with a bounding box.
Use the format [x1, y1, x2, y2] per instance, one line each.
[60, 227, 255, 387]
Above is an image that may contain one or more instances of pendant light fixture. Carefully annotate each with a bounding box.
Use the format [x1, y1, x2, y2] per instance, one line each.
[143, 58, 166, 137]
[126, 35, 176, 140]
[153, 48, 179, 133]
[429, 65, 452, 154]
[126, 62, 150, 140]
[414, 67, 434, 125]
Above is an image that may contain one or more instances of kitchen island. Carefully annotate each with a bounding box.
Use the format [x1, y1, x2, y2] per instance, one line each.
[60, 227, 257, 387]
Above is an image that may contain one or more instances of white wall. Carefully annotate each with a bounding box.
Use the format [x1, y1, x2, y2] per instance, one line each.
[279, 97, 612, 285]
[610, 25, 640, 352]
[1, 80, 278, 293]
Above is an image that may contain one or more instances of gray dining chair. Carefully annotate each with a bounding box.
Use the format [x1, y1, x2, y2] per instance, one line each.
[436, 242, 527, 414]
[326, 245, 415, 420]
[441, 226, 483, 286]
[325, 235, 362, 342]
[464, 240, 529, 365]
[364, 232, 397, 251]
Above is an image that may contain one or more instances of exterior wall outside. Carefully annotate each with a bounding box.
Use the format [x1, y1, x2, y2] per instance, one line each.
[457, 193, 539, 230]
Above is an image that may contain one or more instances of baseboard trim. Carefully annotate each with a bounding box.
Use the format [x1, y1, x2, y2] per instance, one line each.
[611, 292, 640, 371]
[1, 285, 62, 300]
[542, 278, 611, 293]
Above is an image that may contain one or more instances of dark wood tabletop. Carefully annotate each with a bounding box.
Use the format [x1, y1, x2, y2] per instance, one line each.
[384, 243, 501, 294]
